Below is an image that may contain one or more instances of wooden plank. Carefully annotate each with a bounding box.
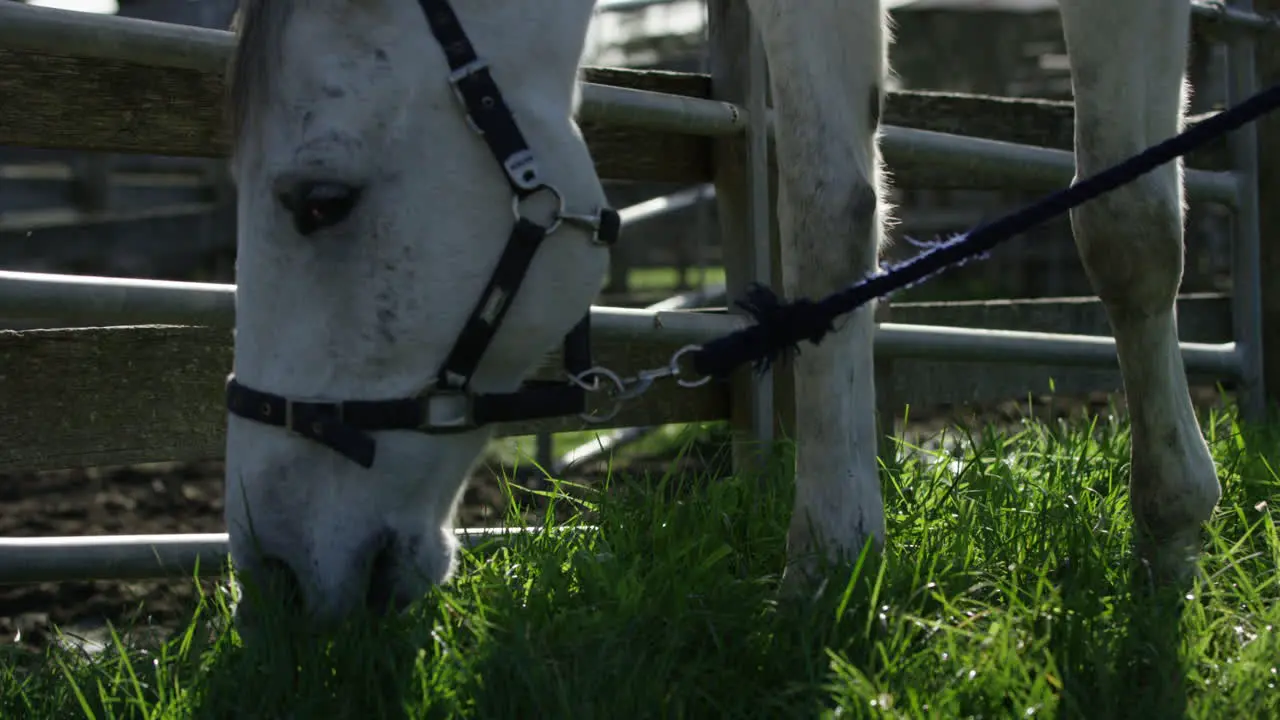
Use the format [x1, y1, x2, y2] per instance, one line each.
[0, 294, 1233, 473]
[0, 325, 729, 474]
[0, 149, 222, 175]
[707, 0, 781, 469]
[0, 48, 1229, 186]
[0, 203, 233, 276]
[0, 169, 214, 215]
[0, 52, 711, 183]
[886, 294, 1234, 411]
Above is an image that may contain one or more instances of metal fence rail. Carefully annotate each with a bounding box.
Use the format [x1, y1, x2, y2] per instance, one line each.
[595, 0, 1278, 34]
[1226, 0, 1267, 420]
[880, 125, 1240, 206]
[0, 527, 598, 584]
[0, 268, 1242, 376]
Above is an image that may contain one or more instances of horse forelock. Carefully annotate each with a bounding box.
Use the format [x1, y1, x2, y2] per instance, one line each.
[227, 0, 294, 152]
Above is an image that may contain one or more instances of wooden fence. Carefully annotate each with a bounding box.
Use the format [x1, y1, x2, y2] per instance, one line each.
[0, 0, 1274, 580]
[0, 0, 1237, 303]
[0, 0, 235, 285]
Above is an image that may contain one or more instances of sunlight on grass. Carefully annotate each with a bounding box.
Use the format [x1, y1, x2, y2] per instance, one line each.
[2, 408, 1278, 718]
[625, 266, 726, 292]
[496, 422, 710, 469]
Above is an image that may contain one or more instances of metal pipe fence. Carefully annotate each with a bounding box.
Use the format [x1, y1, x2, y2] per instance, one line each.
[1226, 0, 1267, 420]
[0, 527, 598, 584]
[594, 0, 1277, 34]
[0, 268, 1242, 374]
[879, 125, 1241, 206]
[0, 0, 1270, 584]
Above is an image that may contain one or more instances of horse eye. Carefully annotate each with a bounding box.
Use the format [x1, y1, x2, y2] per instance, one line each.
[278, 181, 363, 237]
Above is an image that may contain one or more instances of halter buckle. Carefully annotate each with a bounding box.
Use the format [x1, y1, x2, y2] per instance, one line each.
[447, 59, 489, 136]
[417, 387, 475, 432]
[447, 58, 488, 88]
[283, 398, 345, 437]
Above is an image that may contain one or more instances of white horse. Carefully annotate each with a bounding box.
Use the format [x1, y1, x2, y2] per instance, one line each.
[222, 0, 1219, 621]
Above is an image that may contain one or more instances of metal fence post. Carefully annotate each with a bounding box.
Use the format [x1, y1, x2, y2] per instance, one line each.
[708, 1, 777, 470]
[1226, 0, 1267, 421]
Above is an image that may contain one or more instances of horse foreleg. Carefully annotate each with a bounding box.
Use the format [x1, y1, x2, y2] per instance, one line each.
[747, 0, 889, 587]
[1060, 0, 1221, 585]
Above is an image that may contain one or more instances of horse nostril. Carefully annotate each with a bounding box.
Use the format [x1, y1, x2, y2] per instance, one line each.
[278, 180, 362, 236]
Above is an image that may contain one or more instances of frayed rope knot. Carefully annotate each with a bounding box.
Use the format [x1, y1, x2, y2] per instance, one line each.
[688, 79, 1280, 382]
[728, 283, 836, 373]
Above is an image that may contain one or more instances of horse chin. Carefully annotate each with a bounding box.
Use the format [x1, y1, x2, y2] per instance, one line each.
[227, 534, 456, 636]
[223, 423, 482, 627]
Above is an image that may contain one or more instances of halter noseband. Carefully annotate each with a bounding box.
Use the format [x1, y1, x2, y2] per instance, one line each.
[225, 0, 620, 468]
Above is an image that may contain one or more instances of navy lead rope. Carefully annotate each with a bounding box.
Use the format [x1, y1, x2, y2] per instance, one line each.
[690, 81, 1280, 379]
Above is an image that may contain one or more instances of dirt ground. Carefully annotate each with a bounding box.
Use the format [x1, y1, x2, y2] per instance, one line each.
[0, 443, 715, 650]
[0, 387, 1230, 650]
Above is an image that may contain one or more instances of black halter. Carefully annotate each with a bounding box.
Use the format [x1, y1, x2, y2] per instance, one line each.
[225, 0, 621, 469]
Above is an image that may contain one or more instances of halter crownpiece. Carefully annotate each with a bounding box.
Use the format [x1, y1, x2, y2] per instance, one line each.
[225, 0, 620, 469]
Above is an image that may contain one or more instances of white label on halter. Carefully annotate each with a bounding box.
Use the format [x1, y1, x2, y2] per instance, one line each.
[479, 288, 509, 325]
[504, 150, 540, 190]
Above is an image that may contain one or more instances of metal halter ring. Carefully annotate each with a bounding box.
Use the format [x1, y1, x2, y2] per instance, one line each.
[511, 184, 565, 234]
[669, 345, 713, 388]
[569, 367, 627, 424]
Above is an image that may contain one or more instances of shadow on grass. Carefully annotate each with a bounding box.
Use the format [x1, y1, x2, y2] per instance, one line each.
[21, 409, 1269, 718]
[1051, 562, 1192, 720]
[1050, 406, 1280, 720]
[186, 574, 443, 720]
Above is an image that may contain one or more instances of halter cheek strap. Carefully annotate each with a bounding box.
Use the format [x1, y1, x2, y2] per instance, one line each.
[224, 0, 620, 468]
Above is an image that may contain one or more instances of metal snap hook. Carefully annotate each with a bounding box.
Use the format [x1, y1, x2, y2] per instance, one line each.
[567, 366, 624, 394]
[569, 367, 628, 424]
[669, 345, 713, 388]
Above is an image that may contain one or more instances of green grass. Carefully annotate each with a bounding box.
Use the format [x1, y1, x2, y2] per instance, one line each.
[623, 266, 726, 293]
[3, 408, 1279, 719]
[495, 423, 706, 468]
[616, 265, 1004, 303]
